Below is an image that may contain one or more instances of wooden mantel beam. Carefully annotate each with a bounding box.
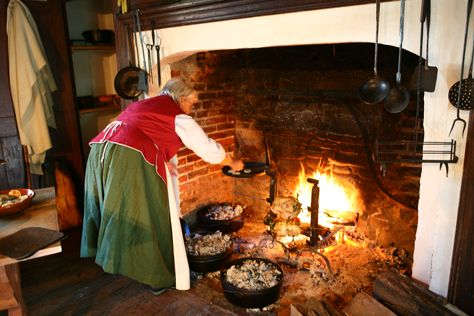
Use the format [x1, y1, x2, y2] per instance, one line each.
[117, 0, 397, 30]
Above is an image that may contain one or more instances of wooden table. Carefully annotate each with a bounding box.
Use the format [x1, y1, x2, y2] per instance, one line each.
[0, 187, 61, 316]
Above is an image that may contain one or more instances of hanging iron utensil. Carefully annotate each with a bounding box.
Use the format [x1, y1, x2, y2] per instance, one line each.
[114, 23, 145, 100]
[413, 0, 427, 153]
[153, 27, 162, 86]
[420, 0, 437, 91]
[448, 0, 472, 137]
[135, 9, 148, 92]
[146, 41, 154, 84]
[448, 35, 474, 111]
[384, 0, 410, 113]
[410, 0, 438, 92]
[358, 0, 390, 104]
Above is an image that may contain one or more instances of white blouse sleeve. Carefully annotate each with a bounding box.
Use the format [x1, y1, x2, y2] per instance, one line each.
[175, 114, 226, 164]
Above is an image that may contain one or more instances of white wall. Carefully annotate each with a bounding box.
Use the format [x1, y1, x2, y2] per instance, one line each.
[150, 0, 471, 297]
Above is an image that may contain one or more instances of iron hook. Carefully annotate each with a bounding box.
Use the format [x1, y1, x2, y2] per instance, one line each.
[439, 162, 449, 177]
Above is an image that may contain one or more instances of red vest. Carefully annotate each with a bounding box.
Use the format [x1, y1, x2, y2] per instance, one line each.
[90, 95, 185, 182]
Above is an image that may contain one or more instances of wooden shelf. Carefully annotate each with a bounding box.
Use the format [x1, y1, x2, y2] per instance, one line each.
[71, 45, 115, 52]
[79, 104, 121, 115]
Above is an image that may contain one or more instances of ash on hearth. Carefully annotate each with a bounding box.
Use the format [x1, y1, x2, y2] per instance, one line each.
[236, 220, 412, 311]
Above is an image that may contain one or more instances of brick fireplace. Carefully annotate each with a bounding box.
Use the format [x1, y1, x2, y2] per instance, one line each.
[173, 43, 421, 255]
[128, 0, 470, 300]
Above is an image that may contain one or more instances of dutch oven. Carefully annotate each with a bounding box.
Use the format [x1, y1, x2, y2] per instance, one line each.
[188, 246, 233, 273]
[186, 232, 234, 273]
[220, 257, 284, 308]
[198, 203, 244, 234]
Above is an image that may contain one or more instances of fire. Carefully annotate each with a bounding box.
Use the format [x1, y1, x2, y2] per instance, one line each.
[296, 165, 359, 228]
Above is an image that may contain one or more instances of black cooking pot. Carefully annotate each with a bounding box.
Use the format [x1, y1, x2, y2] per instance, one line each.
[198, 203, 244, 233]
[188, 246, 233, 273]
[220, 257, 284, 308]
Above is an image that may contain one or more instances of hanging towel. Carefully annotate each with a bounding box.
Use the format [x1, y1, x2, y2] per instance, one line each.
[7, 0, 57, 175]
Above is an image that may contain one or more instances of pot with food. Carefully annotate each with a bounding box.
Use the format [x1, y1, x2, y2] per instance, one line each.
[185, 231, 233, 272]
[220, 257, 284, 308]
[198, 203, 245, 233]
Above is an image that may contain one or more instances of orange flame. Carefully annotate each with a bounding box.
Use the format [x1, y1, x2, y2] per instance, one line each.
[296, 164, 359, 228]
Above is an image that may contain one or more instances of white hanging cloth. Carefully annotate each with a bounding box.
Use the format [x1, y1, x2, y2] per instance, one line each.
[7, 0, 57, 175]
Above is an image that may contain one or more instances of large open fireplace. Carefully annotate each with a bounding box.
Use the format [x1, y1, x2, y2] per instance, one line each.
[175, 43, 421, 253]
[164, 44, 429, 311]
[121, 0, 471, 312]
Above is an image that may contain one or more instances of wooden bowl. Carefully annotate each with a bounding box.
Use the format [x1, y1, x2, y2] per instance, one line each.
[0, 188, 35, 216]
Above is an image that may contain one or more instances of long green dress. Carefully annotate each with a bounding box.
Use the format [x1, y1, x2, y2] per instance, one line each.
[80, 143, 176, 288]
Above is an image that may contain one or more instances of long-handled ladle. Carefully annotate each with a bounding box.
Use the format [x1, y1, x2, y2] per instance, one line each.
[358, 0, 390, 104]
[449, 0, 472, 137]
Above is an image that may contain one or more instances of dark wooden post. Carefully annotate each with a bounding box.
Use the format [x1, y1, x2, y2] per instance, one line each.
[307, 178, 320, 246]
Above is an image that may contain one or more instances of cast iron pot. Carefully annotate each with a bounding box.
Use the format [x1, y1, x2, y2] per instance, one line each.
[187, 241, 233, 273]
[198, 203, 244, 234]
[220, 257, 284, 309]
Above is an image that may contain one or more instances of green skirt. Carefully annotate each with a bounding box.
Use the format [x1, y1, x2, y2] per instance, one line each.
[80, 143, 175, 288]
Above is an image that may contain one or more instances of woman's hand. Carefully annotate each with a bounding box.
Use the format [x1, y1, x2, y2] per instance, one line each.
[221, 153, 244, 171]
[230, 158, 244, 171]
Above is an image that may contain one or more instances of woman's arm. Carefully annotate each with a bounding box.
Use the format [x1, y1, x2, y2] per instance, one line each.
[175, 115, 244, 170]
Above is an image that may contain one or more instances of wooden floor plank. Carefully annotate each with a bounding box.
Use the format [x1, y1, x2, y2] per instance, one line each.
[14, 227, 253, 315]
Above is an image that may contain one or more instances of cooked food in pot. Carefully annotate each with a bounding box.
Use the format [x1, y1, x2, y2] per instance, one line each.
[204, 203, 244, 221]
[224, 259, 282, 291]
[185, 231, 232, 256]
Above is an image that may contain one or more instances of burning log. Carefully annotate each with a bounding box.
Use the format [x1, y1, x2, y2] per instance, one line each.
[372, 271, 458, 316]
